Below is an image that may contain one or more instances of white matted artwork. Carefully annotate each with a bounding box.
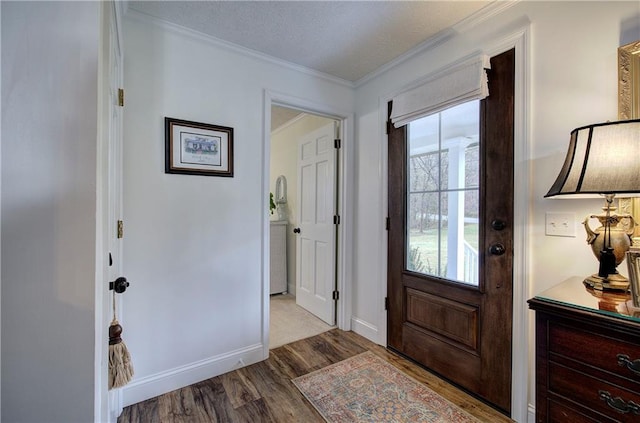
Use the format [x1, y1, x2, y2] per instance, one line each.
[165, 117, 234, 177]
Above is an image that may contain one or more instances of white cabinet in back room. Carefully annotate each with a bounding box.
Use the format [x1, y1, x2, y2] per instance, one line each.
[270, 220, 287, 295]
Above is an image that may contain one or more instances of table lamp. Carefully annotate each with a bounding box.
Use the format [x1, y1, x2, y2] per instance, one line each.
[545, 119, 640, 290]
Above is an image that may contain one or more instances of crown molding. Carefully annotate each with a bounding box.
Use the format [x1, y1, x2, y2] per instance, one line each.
[453, 0, 521, 33]
[354, 28, 456, 88]
[124, 8, 356, 89]
[354, 0, 521, 88]
[124, 1, 520, 90]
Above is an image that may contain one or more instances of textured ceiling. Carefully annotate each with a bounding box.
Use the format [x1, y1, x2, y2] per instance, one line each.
[127, 1, 492, 83]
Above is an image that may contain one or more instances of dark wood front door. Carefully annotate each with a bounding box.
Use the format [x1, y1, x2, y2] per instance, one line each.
[387, 49, 515, 414]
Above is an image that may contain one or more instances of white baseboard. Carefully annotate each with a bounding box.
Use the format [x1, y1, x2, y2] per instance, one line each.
[122, 343, 264, 407]
[527, 403, 535, 423]
[351, 317, 379, 344]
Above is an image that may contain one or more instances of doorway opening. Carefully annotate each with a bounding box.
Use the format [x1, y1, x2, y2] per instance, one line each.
[268, 105, 339, 349]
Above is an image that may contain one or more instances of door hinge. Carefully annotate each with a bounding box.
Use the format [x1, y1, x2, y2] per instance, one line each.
[333, 215, 341, 225]
[334, 138, 341, 149]
[118, 88, 124, 107]
[333, 290, 339, 301]
[385, 297, 389, 311]
[117, 220, 124, 239]
[386, 217, 390, 230]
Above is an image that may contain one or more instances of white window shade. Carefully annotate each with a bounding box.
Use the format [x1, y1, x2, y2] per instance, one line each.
[391, 54, 491, 128]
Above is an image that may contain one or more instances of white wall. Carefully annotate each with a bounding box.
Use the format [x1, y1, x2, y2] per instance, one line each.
[1, 2, 101, 422]
[352, 0, 640, 417]
[270, 114, 333, 294]
[121, 15, 353, 405]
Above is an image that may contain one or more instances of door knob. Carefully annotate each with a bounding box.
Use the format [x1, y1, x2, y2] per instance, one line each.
[489, 244, 506, 256]
[293, 227, 301, 234]
[109, 277, 130, 293]
[491, 219, 507, 231]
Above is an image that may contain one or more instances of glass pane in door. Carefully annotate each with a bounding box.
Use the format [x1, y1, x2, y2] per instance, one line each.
[406, 101, 480, 285]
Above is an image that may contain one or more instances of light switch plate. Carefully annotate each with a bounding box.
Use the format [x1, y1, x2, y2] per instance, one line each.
[545, 212, 576, 237]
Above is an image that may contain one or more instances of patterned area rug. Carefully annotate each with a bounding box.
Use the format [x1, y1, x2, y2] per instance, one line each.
[293, 351, 481, 423]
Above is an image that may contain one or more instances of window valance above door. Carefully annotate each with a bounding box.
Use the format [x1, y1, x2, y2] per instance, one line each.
[390, 54, 491, 128]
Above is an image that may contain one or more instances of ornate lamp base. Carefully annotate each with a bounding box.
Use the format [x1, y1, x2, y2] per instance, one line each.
[583, 273, 629, 291]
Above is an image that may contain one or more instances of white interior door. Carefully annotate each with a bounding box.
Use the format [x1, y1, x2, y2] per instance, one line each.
[295, 122, 337, 325]
[105, 2, 125, 419]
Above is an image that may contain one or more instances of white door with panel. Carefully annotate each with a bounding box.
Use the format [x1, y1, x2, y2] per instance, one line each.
[295, 122, 337, 325]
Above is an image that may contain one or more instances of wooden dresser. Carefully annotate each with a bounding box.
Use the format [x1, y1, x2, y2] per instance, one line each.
[529, 277, 640, 422]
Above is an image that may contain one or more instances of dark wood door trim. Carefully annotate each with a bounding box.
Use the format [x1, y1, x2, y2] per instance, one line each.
[479, 48, 515, 412]
[387, 100, 406, 351]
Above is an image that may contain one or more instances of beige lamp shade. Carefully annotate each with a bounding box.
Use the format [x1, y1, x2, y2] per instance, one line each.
[545, 119, 640, 198]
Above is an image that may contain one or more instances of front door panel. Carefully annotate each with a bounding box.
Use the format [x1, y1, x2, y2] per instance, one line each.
[387, 49, 515, 414]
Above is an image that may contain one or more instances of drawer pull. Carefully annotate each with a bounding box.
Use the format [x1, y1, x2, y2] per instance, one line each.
[598, 390, 640, 415]
[617, 354, 640, 375]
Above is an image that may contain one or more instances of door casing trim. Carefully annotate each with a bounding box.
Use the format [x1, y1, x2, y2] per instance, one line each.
[261, 90, 355, 358]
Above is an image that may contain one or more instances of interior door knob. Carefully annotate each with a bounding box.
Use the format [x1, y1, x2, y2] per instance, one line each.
[109, 277, 130, 293]
[489, 244, 506, 256]
[293, 227, 301, 234]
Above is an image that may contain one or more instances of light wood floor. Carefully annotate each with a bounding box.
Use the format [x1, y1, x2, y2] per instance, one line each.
[118, 329, 514, 422]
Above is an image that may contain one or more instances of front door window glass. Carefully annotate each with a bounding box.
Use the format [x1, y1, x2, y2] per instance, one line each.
[406, 101, 480, 285]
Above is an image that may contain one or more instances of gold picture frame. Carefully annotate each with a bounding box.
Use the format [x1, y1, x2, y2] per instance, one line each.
[618, 40, 640, 243]
[619, 40, 640, 121]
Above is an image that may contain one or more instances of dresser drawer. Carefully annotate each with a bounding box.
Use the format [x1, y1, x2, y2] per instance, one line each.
[549, 361, 640, 422]
[548, 397, 616, 423]
[549, 321, 640, 384]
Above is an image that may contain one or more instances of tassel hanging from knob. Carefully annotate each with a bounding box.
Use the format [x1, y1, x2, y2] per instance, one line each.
[108, 279, 134, 390]
[109, 318, 134, 389]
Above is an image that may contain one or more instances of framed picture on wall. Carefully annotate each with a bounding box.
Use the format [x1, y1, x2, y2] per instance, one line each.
[165, 117, 234, 177]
